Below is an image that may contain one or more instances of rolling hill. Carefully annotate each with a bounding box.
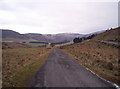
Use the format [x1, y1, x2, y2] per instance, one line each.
[1, 29, 35, 42]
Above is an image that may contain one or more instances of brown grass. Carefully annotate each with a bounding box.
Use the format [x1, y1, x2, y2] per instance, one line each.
[2, 47, 51, 87]
[60, 40, 119, 85]
[93, 27, 120, 42]
[2, 42, 32, 49]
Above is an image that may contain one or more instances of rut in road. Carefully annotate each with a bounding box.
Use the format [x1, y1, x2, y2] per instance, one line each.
[32, 48, 115, 88]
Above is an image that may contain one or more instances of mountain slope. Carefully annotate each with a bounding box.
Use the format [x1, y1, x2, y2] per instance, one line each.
[60, 27, 120, 85]
[93, 27, 120, 42]
[2, 30, 29, 39]
[1, 29, 35, 42]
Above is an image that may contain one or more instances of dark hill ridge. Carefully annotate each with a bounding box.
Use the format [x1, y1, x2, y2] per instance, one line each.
[1, 29, 33, 42]
[2, 30, 29, 39]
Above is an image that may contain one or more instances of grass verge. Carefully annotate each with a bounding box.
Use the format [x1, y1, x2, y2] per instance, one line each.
[11, 53, 50, 87]
[2, 48, 51, 87]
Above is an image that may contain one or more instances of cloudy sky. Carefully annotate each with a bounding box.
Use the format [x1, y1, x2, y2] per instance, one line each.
[0, 0, 119, 34]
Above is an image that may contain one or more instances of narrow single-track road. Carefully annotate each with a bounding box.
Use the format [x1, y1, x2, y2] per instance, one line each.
[32, 48, 116, 88]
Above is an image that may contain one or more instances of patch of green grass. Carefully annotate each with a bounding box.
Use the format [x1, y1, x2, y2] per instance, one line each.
[26, 43, 47, 46]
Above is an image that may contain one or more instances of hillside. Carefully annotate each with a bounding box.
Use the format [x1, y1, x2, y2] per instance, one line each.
[1, 29, 84, 43]
[43, 33, 84, 42]
[61, 40, 119, 84]
[1, 29, 35, 42]
[60, 27, 120, 85]
[2, 30, 28, 39]
[93, 27, 120, 42]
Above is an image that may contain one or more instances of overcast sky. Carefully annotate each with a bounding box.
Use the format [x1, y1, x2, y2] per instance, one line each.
[0, 0, 119, 34]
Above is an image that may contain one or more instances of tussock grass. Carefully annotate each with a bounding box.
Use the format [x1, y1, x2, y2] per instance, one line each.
[2, 47, 51, 87]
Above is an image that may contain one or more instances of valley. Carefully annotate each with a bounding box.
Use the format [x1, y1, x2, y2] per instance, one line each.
[1, 27, 120, 87]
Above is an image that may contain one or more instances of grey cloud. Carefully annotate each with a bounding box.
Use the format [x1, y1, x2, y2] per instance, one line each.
[0, 0, 118, 34]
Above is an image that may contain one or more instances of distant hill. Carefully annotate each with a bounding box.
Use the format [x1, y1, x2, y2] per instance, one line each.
[43, 33, 84, 42]
[2, 30, 28, 39]
[1, 29, 35, 42]
[93, 27, 120, 42]
[1, 29, 84, 43]
[23, 33, 50, 42]
[24, 33, 84, 43]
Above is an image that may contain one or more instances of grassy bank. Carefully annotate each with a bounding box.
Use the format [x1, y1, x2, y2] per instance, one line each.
[60, 40, 119, 85]
[2, 47, 51, 87]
